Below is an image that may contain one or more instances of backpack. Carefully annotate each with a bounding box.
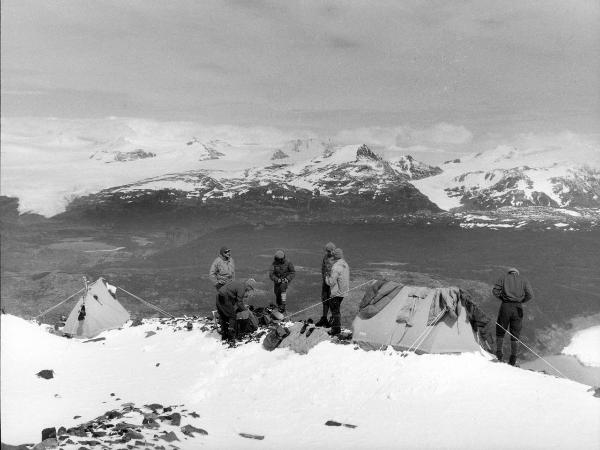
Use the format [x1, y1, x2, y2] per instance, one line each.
[236, 310, 259, 334]
[262, 325, 290, 351]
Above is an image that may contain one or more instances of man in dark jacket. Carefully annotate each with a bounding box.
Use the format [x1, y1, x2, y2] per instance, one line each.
[316, 242, 336, 327]
[216, 278, 256, 341]
[269, 250, 295, 313]
[492, 268, 534, 366]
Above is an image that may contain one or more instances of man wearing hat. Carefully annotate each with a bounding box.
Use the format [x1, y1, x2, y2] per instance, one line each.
[316, 242, 336, 327]
[216, 278, 256, 341]
[492, 267, 534, 366]
[269, 249, 296, 313]
[209, 246, 235, 290]
[326, 248, 350, 336]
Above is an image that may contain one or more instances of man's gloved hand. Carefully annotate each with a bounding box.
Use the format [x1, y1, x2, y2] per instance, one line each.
[277, 278, 282, 283]
[282, 278, 288, 284]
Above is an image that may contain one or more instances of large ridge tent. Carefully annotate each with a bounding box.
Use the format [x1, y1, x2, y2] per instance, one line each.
[352, 280, 493, 354]
[63, 278, 130, 338]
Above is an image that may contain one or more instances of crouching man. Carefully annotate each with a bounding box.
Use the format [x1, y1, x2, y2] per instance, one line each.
[216, 278, 256, 341]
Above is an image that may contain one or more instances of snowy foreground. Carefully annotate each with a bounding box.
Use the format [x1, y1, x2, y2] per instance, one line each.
[1, 315, 599, 449]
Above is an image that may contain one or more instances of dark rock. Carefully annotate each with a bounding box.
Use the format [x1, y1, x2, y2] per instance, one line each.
[41, 427, 57, 440]
[188, 412, 200, 418]
[169, 413, 180, 426]
[36, 370, 54, 380]
[57, 426, 67, 436]
[239, 433, 264, 440]
[325, 420, 342, 426]
[180, 425, 207, 436]
[158, 413, 180, 426]
[83, 337, 106, 343]
[160, 432, 179, 443]
[0, 443, 33, 450]
[104, 410, 123, 420]
[145, 403, 163, 411]
[155, 363, 160, 367]
[162, 406, 172, 413]
[125, 430, 144, 440]
[67, 427, 87, 437]
[113, 422, 140, 432]
[145, 331, 156, 338]
[131, 318, 143, 327]
[142, 418, 159, 429]
[73, 416, 81, 419]
[32, 439, 58, 450]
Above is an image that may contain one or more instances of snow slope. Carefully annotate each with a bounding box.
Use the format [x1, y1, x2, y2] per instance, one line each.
[1, 315, 599, 449]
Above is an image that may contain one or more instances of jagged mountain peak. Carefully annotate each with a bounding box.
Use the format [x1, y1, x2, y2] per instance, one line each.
[355, 144, 381, 162]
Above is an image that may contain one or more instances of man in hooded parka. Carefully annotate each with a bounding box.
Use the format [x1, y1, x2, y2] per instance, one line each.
[492, 267, 534, 366]
[209, 246, 235, 290]
[326, 248, 350, 336]
[269, 249, 295, 313]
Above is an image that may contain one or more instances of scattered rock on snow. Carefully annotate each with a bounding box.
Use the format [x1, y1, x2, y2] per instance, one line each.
[83, 337, 106, 343]
[239, 432, 264, 440]
[160, 431, 180, 442]
[41, 427, 56, 440]
[180, 425, 208, 436]
[36, 370, 54, 380]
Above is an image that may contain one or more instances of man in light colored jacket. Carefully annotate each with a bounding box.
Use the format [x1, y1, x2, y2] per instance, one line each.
[326, 248, 350, 336]
[209, 246, 235, 290]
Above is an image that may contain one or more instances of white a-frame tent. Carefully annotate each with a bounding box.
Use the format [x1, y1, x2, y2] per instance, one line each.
[63, 278, 130, 338]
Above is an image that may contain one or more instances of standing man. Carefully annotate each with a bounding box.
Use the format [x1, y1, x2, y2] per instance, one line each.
[492, 267, 534, 366]
[216, 278, 256, 341]
[316, 242, 336, 327]
[269, 249, 295, 313]
[209, 246, 235, 290]
[326, 248, 350, 336]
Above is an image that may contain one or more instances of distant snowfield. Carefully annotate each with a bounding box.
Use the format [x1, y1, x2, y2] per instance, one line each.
[1, 315, 599, 449]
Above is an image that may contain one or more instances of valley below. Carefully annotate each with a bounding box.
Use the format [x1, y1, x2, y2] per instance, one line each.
[2, 207, 599, 361]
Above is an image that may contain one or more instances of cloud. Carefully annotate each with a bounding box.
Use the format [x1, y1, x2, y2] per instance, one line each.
[396, 123, 474, 146]
[334, 123, 473, 148]
[328, 36, 361, 49]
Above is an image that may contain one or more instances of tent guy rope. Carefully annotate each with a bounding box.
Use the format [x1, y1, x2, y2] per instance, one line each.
[116, 286, 176, 319]
[283, 279, 375, 321]
[35, 288, 85, 319]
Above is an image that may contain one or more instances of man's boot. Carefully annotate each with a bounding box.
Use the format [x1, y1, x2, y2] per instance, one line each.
[315, 316, 329, 327]
[279, 301, 286, 314]
[496, 337, 504, 362]
[509, 340, 519, 366]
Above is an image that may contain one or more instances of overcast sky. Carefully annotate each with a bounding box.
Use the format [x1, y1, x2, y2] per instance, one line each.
[1, 0, 599, 140]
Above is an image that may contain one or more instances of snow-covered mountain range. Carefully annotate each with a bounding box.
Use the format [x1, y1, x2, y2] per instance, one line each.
[1, 122, 599, 222]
